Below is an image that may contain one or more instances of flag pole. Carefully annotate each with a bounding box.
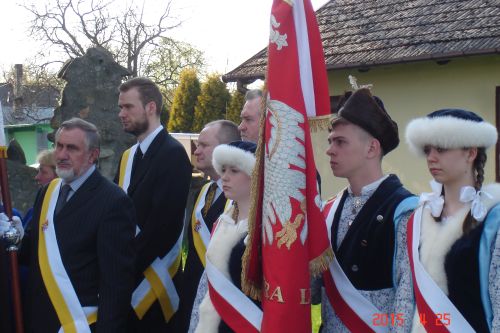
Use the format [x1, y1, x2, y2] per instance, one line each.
[0, 102, 24, 333]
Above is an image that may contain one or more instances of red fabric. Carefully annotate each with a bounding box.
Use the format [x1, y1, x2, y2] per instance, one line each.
[243, 1, 332, 332]
[208, 282, 260, 333]
[407, 214, 451, 333]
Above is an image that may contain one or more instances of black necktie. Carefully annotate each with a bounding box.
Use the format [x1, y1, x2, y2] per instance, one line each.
[55, 184, 71, 215]
[131, 147, 143, 178]
[202, 182, 218, 217]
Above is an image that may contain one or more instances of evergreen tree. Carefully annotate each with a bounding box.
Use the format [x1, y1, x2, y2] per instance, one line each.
[192, 74, 230, 132]
[167, 68, 201, 132]
[226, 90, 245, 124]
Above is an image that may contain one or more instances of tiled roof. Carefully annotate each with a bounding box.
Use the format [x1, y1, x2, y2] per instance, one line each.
[0, 83, 58, 125]
[222, 0, 500, 83]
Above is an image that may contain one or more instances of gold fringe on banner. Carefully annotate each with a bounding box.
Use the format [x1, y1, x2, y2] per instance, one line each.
[0, 146, 8, 159]
[309, 247, 334, 277]
[308, 115, 332, 132]
[241, 86, 268, 301]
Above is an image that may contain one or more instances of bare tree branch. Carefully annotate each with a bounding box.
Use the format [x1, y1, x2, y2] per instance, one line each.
[23, 0, 182, 79]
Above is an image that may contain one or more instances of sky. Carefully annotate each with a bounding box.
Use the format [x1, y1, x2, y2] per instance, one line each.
[0, 0, 329, 76]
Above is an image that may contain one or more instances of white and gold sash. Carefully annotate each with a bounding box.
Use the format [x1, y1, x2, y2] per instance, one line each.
[120, 144, 182, 321]
[191, 182, 214, 267]
[38, 179, 98, 333]
[131, 231, 183, 322]
[118, 144, 139, 193]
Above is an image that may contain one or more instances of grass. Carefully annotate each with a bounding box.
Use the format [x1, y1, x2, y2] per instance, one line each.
[312, 304, 321, 333]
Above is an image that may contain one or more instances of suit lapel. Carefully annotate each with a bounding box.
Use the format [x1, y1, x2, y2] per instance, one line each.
[127, 130, 166, 196]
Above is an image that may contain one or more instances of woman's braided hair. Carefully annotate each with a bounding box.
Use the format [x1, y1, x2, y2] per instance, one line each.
[463, 147, 487, 234]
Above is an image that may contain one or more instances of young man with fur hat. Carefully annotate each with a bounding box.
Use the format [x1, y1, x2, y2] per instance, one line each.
[317, 88, 417, 332]
[403, 109, 499, 332]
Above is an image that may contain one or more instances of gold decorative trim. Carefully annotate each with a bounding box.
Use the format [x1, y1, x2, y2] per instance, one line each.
[0, 146, 7, 159]
[309, 246, 334, 277]
[308, 115, 331, 132]
[241, 86, 267, 301]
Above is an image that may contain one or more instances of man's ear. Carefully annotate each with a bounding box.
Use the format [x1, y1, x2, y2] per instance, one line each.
[367, 138, 382, 159]
[146, 101, 157, 116]
[89, 148, 100, 164]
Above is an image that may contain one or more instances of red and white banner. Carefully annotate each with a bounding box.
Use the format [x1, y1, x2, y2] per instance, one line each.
[407, 207, 474, 333]
[242, 1, 333, 332]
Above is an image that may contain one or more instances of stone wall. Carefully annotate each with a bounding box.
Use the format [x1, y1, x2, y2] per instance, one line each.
[51, 47, 134, 179]
[6, 160, 38, 216]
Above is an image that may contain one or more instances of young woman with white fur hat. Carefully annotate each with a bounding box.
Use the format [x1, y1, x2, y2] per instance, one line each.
[189, 140, 261, 333]
[404, 109, 500, 332]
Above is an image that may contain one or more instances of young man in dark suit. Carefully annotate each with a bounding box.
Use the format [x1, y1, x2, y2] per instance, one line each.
[9, 118, 137, 332]
[178, 119, 240, 331]
[117, 77, 191, 332]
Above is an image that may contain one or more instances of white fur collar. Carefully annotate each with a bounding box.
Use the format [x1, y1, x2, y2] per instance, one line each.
[418, 183, 500, 296]
[419, 205, 469, 294]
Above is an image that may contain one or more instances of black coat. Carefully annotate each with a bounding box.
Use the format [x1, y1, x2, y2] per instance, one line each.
[22, 170, 137, 333]
[331, 175, 413, 290]
[118, 129, 192, 332]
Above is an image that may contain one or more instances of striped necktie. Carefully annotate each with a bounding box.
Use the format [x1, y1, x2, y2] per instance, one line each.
[55, 184, 71, 215]
[202, 182, 218, 217]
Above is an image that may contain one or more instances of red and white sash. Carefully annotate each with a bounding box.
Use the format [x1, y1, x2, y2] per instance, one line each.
[322, 195, 388, 333]
[407, 206, 475, 333]
[206, 257, 262, 333]
[202, 211, 262, 333]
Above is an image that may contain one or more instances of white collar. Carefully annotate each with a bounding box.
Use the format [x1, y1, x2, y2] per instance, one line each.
[138, 125, 163, 155]
[347, 174, 389, 196]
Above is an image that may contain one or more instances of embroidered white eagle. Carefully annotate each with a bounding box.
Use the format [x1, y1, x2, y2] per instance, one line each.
[269, 14, 288, 50]
[263, 99, 306, 248]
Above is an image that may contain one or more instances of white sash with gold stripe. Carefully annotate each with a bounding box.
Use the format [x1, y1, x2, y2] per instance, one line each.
[120, 144, 182, 321]
[191, 182, 213, 267]
[118, 144, 138, 193]
[38, 179, 98, 333]
[131, 231, 183, 322]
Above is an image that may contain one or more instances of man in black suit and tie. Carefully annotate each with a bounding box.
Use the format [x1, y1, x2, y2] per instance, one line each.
[10, 118, 137, 332]
[116, 77, 191, 332]
[177, 119, 240, 331]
